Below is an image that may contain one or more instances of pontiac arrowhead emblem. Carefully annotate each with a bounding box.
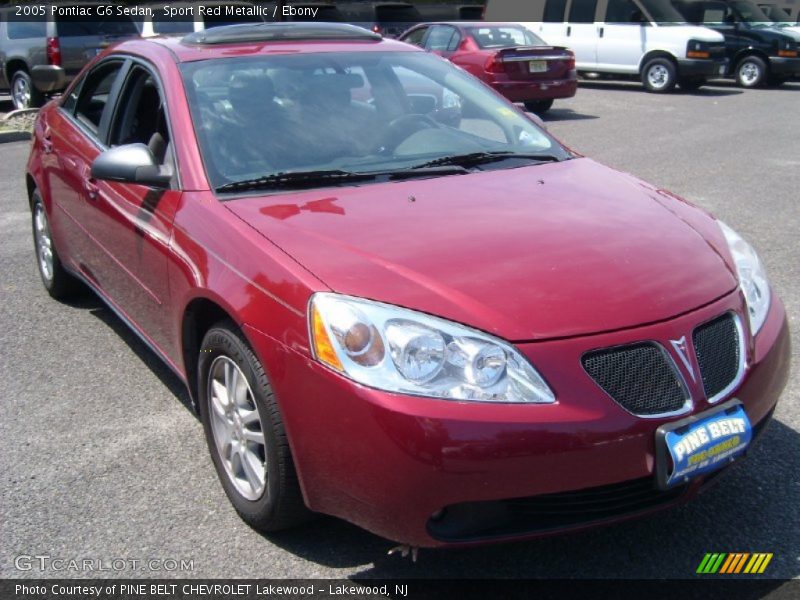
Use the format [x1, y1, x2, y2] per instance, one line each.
[670, 336, 696, 382]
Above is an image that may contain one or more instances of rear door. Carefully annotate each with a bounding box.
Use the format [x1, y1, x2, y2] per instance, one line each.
[566, 0, 602, 66]
[54, 11, 139, 80]
[45, 58, 128, 285]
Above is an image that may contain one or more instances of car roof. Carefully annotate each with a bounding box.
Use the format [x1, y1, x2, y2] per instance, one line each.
[111, 23, 419, 63]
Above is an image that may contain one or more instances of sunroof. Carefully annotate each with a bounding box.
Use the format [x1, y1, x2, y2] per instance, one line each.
[182, 22, 382, 45]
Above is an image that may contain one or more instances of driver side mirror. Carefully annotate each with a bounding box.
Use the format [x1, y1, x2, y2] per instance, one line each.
[91, 143, 172, 188]
[525, 111, 547, 130]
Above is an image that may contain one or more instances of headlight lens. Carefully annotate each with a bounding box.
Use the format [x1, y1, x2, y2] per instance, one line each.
[309, 293, 555, 404]
[719, 221, 771, 334]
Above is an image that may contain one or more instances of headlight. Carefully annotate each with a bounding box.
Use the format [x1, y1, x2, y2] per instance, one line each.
[718, 221, 771, 334]
[309, 293, 555, 404]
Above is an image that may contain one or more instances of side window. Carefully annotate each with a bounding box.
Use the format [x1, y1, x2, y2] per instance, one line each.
[74, 61, 125, 136]
[568, 0, 599, 22]
[403, 26, 428, 47]
[7, 18, 47, 39]
[425, 25, 459, 51]
[543, 0, 568, 22]
[109, 66, 171, 167]
[605, 0, 640, 22]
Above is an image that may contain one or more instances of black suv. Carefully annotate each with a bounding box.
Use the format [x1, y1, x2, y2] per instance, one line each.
[671, 0, 800, 86]
[0, 4, 139, 109]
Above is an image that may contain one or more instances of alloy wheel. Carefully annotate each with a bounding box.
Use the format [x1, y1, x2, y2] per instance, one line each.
[12, 75, 32, 109]
[207, 355, 267, 500]
[33, 202, 54, 283]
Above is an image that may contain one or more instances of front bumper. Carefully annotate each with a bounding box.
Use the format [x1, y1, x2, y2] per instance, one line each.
[490, 76, 578, 102]
[769, 56, 800, 76]
[246, 291, 790, 547]
[677, 58, 728, 78]
[30, 65, 68, 93]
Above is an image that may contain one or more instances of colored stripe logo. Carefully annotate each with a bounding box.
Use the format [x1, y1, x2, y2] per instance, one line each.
[697, 553, 773, 574]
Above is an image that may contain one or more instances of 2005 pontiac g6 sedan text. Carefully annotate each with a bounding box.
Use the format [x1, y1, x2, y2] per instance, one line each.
[26, 23, 790, 547]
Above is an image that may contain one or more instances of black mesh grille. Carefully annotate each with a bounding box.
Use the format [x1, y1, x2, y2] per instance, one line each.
[582, 343, 687, 416]
[693, 313, 740, 400]
[428, 477, 686, 541]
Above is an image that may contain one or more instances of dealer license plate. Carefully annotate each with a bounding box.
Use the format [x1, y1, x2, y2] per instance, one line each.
[529, 60, 547, 73]
[656, 401, 751, 489]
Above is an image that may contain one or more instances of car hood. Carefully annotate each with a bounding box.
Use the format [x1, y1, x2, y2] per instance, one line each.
[226, 158, 737, 341]
[659, 25, 725, 42]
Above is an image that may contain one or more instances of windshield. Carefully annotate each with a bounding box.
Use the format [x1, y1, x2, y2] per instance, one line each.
[639, 0, 687, 23]
[181, 51, 568, 191]
[466, 26, 544, 48]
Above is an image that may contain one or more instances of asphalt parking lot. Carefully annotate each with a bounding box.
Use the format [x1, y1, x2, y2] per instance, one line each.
[1, 81, 798, 580]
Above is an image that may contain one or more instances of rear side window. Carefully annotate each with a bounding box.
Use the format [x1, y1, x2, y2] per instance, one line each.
[403, 27, 428, 47]
[568, 0, 599, 22]
[74, 62, 124, 135]
[7, 19, 47, 39]
[425, 26, 460, 51]
[543, 0, 568, 22]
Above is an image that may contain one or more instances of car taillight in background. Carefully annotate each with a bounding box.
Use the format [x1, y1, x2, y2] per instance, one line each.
[566, 51, 575, 70]
[46, 37, 62, 66]
[485, 53, 505, 73]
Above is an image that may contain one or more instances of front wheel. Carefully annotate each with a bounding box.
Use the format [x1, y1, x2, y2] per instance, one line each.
[736, 56, 767, 88]
[198, 322, 311, 531]
[11, 70, 44, 110]
[524, 99, 554, 114]
[641, 58, 677, 93]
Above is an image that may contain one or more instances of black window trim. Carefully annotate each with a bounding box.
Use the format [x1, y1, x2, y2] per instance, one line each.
[59, 57, 131, 150]
[59, 54, 181, 190]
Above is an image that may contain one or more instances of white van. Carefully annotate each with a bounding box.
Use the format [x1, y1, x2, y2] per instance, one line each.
[485, 0, 728, 91]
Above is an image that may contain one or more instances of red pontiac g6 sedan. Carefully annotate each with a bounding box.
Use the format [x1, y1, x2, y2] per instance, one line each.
[27, 23, 789, 548]
[399, 22, 577, 114]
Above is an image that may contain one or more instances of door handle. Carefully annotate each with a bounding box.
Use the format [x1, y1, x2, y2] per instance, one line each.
[84, 178, 99, 201]
[42, 129, 53, 154]
[599, 27, 604, 38]
[567, 26, 572, 36]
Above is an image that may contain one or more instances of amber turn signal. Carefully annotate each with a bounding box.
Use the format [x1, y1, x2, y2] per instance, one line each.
[686, 51, 710, 59]
[311, 304, 343, 371]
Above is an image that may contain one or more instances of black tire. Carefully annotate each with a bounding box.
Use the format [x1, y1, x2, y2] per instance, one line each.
[678, 77, 706, 91]
[735, 55, 768, 88]
[31, 190, 80, 300]
[197, 321, 311, 532]
[641, 58, 677, 93]
[11, 70, 45, 110]
[524, 99, 554, 114]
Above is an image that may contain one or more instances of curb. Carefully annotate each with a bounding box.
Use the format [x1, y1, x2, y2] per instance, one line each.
[0, 130, 31, 143]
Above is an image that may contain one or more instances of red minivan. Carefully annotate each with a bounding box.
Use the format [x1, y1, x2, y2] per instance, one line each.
[26, 23, 789, 549]
[399, 22, 577, 113]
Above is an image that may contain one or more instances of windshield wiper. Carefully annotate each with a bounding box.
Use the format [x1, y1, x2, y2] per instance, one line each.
[216, 165, 473, 193]
[411, 151, 563, 170]
[216, 169, 377, 193]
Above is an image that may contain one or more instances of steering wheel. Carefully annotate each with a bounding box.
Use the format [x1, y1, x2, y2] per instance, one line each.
[381, 113, 439, 154]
